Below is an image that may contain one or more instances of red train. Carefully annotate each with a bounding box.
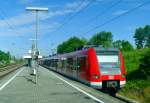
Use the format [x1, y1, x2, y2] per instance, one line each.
[40, 46, 126, 92]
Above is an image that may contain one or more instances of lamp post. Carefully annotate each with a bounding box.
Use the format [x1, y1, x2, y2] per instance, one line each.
[26, 7, 48, 59]
[26, 7, 48, 79]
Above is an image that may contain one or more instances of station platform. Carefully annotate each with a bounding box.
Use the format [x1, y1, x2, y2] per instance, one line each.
[0, 66, 125, 103]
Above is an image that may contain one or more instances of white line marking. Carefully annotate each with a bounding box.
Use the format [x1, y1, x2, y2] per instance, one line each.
[0, 68, 24, 91]
[49, 71, 104, 103]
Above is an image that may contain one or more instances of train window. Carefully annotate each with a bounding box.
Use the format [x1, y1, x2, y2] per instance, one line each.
[58, 60, 62, 68]
[97, 55, 121, 75]
[97, 55, 119, 63]
[73, 57, 78, 70]
[77, 58, 81, 69]
[52, 59, 58, 68]
[96, 51, 118, 55]
[63, 60, 67, 68]
[67, 58, 73, 70]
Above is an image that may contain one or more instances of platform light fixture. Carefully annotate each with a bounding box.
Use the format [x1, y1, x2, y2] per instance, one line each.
[26, 7, 48, 57]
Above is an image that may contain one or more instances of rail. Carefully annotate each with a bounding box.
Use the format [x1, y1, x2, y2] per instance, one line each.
[0, 63, 25, 78]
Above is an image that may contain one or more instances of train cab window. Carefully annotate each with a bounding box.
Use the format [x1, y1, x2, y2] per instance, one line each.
[96, 51, 121, 75]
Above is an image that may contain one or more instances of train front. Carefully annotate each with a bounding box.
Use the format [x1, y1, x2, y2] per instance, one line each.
[88, 47, 126, 92]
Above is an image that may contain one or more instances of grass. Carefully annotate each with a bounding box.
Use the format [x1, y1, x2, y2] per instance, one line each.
[119, 48, 150, 103]
[0, 63, 22, 72]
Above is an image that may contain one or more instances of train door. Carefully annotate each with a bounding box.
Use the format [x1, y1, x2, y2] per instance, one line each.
[61, 59, 67, 73]
[66, 58, 73, 76]
[57, 59, 62, 72]
[76, 57, 81, 80]
[72, 57, 78, 79]
[77, 56, 87, 82]
[54, 59, 58, 71]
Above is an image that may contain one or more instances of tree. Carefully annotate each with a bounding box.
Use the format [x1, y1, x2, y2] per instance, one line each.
[0, 50, 11, 64]
[144, 25, 150, 48]
[113, 40, 134, 51]
[134, 25, 150, 49]
[89, 31, 113, 47]
[121, 41, 134, 51]
[57, 37, 87, 53]
[139, 49, 150, 79]
[112, 40, 122, 49]
[57, 42, 68, 54]
[134, 27, 145, 49]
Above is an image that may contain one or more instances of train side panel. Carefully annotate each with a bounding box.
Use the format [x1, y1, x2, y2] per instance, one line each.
[88, 48, 102, 88]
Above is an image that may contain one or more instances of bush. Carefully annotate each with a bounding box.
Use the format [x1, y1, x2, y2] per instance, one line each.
[119, 48, 150, 103]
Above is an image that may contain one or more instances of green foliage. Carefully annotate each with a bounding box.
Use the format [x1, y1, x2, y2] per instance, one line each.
[119, 49, 150, 103]
[134, 25, 150, 49]
[89, 31, 113, 47]
[139, 48, 150, 78]
[57, 36, 87, 53]
[123, 48, 149, 79]
[134, 27, 145, 49]
[119, 80, 150, 103]
[57, 31, 135, 54]
[144, 25, 150, 48]
[113, 40, 134, 51]
[0, 50, 10, 64]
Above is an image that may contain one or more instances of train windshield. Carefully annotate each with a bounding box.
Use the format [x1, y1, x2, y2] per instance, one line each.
[96, 51, 121, 75]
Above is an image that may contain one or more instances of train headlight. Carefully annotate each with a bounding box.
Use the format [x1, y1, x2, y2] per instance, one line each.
[93, 74, 100, 79]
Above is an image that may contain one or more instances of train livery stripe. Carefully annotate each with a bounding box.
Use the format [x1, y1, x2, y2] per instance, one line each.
[90, 82, 102, 86]
[49, 70, 104, 103]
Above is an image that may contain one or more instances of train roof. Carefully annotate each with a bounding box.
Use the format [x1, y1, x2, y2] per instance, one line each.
[41, 46, 119, 61]
[94, 47, 119, 52]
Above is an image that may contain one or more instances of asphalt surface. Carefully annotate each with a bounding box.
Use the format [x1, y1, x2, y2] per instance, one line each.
[0, 66, 125, 103]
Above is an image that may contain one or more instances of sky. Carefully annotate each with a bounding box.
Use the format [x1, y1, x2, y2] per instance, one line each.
[0, 0, 150, 57]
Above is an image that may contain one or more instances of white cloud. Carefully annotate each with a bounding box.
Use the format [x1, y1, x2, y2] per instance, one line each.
[0, 12, 35, 27]
[0, 1, 90, 37]
[0, 1, 90, 28]
[65, 1, 81, 9]
[0, 21, 59, 37]
[19, 0, 35, 5]
[65, 0, 89, 11]
[112, 10, 128, 16]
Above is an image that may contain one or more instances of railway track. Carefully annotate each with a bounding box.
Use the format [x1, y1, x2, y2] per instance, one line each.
[115, 93, 139, 103]
[100, 90, 139, 103]
[0, 64, 19, 72]
[99, 89, 139, 103]
[0, 63, 25, 78]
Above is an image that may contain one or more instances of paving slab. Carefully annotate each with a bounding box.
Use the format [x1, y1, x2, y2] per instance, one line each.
[0, 66, 125, 103]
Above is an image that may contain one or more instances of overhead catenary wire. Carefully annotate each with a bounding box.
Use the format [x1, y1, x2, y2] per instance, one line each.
[82, 0, 122, 26]
[58, 0, 86, 26]
[52, 0, 95, 33]
[83, 0, 150, 36]
[40, 0, 86, 32]
[0, 10, 24, 39]
[0, 9, 29, 55]
[40, 0, 96, 43]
